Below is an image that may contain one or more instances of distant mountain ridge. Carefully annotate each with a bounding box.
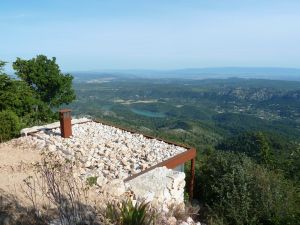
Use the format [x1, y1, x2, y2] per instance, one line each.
[71, 67, 300, 82]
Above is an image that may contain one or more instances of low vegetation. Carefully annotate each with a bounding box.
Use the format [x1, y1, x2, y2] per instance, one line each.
[106, 200, 156, 225]
[195, 150, 299, 225]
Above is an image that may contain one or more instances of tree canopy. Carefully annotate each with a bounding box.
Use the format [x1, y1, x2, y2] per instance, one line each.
[13, 55, 75, 107]
[0, 56, 76, 141]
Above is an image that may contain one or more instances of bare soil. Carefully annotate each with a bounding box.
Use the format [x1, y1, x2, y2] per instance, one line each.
[0, 139, 42, 205]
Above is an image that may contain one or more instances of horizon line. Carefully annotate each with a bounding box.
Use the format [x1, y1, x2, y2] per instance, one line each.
[67, 66, 300, 73]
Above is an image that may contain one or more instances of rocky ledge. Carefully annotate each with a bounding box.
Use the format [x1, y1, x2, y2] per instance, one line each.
[14, 120, 201, 224]
[30, 121, 187, 181]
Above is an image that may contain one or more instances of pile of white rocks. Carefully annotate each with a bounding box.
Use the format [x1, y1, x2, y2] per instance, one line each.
[31, 121, 186, 181]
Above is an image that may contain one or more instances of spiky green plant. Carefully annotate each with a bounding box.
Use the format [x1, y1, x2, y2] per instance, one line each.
[106, 199, 156, 225]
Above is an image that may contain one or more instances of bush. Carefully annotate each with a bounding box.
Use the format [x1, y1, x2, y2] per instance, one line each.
[195, 150, 299, 225]
[0, 110, 21, 142]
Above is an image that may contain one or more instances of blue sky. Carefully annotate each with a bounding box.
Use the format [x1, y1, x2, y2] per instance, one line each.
[1, 0, 300, 71]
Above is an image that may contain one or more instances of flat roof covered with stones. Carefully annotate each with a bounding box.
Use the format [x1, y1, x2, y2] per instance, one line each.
[29, 120, 188, 181]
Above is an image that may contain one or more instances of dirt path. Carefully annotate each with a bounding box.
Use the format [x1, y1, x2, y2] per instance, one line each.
[0, 139, 42, 204]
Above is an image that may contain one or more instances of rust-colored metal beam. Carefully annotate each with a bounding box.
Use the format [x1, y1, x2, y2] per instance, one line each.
[59, 109, 72, 138]
[161, 148, 196, 169]
[189, 158, 195, 201]
[124, 148, 196, 182]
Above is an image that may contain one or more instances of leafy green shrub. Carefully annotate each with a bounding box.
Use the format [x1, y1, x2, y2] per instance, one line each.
[0, 110, 21, 142]
[106, 199, 155, 225]
[195, 150, 299, 225]
[86, 176, 97, 186]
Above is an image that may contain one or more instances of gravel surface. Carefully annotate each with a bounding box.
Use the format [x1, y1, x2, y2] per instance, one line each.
[32, 121, 187, 180]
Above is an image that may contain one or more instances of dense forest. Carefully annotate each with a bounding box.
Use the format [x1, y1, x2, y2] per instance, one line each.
[1, 59, 299, 224]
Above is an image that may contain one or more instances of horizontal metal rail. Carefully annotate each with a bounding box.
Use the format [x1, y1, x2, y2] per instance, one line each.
[124, 148, 196, 182]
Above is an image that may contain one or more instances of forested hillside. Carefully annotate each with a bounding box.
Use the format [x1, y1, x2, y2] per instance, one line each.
[71, 78, 300, 145]
[70, 77, 300, 225]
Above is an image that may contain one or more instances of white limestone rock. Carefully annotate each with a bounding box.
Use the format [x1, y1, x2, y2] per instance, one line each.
[167, 217, 177, 225]
[179, 222, 189, 225]
[96, 174, 107, 187]
[47, 144, 56, 152]
[85, 161, 92, 168]
[187, 217, 194, 224]
[127, 167, 185, 209]
[103, 179, 126, 196]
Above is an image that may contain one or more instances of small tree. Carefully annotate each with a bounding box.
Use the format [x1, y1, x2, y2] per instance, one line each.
[13, 55, 76, 108]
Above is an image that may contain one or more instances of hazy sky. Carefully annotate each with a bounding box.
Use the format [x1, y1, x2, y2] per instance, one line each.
[1, 0, 300, 71]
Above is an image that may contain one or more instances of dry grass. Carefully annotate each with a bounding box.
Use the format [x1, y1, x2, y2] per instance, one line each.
[21, 153, 110, 225]
[167, 202, 200, 221]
